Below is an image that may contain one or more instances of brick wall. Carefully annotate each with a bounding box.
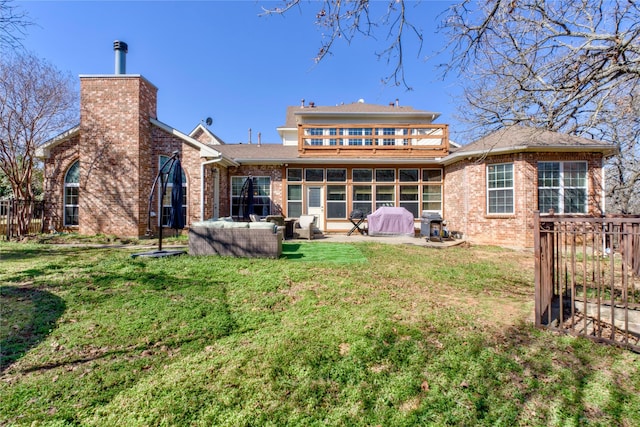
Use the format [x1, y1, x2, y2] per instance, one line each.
[444, 152, 604, 247]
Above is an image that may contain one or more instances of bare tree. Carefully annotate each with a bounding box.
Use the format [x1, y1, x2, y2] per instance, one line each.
[0, 52, 77, 235]
[260, 0, 423, 89]
[0, 0, 32, 51]
[442, 0, 640, 133]
[440, 0, 640, 213]
[599, 87, 640, 214]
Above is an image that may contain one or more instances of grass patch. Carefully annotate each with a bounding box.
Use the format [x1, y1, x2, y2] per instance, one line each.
[282, 242, 367, 263]
[1, 241, 639, 426]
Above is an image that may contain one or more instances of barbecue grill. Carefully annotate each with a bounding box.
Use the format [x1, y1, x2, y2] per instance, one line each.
[347, 209, 367, 236]
[421, 211, 443, 242]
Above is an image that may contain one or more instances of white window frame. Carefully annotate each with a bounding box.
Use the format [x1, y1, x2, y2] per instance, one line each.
[486, 163, 514, 215]
[231, 176, 271, 218]
[64, 160, 80, 226]
[538, 161, 588, 214]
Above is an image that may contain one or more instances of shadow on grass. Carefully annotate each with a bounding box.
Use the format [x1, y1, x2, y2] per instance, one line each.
[1, 286, 66, 372]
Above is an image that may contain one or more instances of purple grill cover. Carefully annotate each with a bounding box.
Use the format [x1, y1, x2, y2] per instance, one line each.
[366, 207, 415, 236]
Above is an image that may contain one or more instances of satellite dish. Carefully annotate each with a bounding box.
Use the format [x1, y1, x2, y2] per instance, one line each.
[205, 117, 213, 126]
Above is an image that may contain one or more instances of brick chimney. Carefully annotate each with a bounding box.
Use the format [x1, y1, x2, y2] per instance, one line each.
[78, 41, 159, 237]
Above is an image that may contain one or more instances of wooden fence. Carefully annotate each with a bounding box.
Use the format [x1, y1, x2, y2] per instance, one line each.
[534, 212, 640, 352]
[0, 199, 45, 240]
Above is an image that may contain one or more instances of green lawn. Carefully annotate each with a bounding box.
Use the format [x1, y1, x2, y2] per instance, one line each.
[1, 240, 639, 426]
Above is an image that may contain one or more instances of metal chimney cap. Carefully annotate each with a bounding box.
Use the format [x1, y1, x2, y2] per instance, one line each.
[113, 40, 128, 52]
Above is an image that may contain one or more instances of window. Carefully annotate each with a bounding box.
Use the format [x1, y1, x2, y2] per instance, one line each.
[305, 168, 324, 182]
[353, 185, 372, 215]
[422, 185, 442, 211]
[326, 185, 347, 218]
[353, 169, 373, 182]
[328, 128, 339, 146]
[399, 169, 419, 182]
[487, 163, 514, 214]
[64, 161, 79, 226]
[287, 185, 303, 218]
[422, 169, 442, 182]
[375, 185, 395, 209]
[375, 169, 395, 182]
[231, 176, 271, 217]
[308, 128, 323, 146]
[327, 168, 347, 182]
[346, 128, 373, 145]
[400, 185, 419, 217]
[382, 128, 396, 146]
[538, 161, 587, 214]
[287, 168, 302, 182]
[159, 155, 187, 226]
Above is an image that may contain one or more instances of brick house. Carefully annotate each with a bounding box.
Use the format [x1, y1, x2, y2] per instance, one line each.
[37, 42, 615, 247]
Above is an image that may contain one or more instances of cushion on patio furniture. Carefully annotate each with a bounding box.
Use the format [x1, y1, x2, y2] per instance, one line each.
[297, 215, 315, 229]
[227, 222, 250, 229]
[191, 220, 227, 228]
[294, 215, 317, 240]
[249, 221, 277, 231]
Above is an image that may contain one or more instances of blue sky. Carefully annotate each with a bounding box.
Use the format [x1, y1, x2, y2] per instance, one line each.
[17, 0, 463, 144]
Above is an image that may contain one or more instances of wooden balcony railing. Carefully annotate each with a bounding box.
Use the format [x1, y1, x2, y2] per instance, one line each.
[297, 124, 449, 157]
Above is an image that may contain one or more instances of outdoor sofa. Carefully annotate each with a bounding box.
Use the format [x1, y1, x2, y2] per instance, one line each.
[188, 219, 283, 258]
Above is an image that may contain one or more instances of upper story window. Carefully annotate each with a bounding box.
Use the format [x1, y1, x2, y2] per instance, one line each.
[538, 161, 587, 214]
[308, 128, 323, 146]
[64, 161, 80, 226]
[487, 163, 514, 214]
[346, 128, 373, 146]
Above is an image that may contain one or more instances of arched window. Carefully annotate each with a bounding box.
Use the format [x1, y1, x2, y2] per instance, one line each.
[158, 155, 187, 226]
[64, 161, 80, 226]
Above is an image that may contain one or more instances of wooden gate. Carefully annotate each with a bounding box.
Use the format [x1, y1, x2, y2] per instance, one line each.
[534, 212, 640, 352]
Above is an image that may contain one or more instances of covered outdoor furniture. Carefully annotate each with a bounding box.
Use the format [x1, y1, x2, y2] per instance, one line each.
[347, 209, 367, 236]
[189, 220, 282, 258]
[366, 206, 415, 237]
[294, 215, 317, 240]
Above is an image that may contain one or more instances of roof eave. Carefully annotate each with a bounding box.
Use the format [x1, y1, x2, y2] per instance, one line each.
[36, 125, 81, 159]
[442, 144, 618, 165]
[150, 118, 237, 165]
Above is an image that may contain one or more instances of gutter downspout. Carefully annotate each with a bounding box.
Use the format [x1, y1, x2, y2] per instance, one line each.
[201, 158, 223, 221]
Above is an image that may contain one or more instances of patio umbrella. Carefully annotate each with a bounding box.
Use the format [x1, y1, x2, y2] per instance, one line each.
[168, 157, 185, 231]
[244, 177, 254, 220]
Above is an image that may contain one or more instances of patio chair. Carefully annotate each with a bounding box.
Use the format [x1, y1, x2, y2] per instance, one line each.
[294, 215, 316, 240]
[249, 214, 261, 222]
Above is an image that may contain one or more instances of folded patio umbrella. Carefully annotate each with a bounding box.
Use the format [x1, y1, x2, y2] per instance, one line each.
[168, 158, 185, 230]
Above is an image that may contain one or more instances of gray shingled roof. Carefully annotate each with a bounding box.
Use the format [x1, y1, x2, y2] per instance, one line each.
[213, 144, 299, 163]
[280, 102, 441, 128]
[453, 126, 615, 156]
